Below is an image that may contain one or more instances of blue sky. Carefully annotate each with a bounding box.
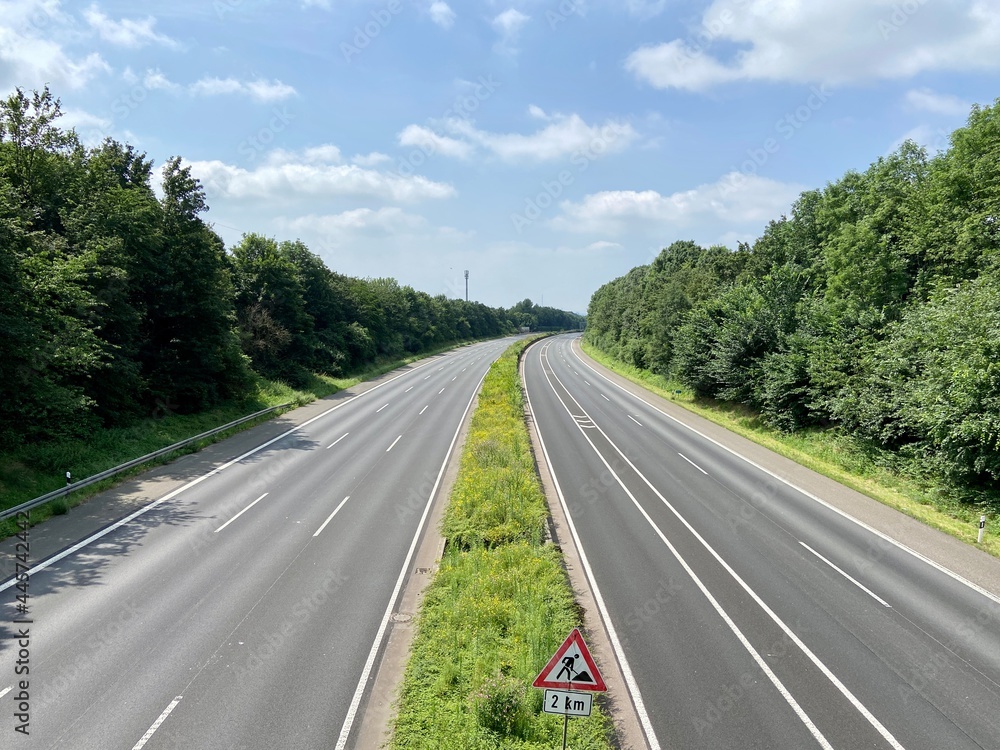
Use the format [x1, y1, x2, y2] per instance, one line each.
[3, 1, 998, 313]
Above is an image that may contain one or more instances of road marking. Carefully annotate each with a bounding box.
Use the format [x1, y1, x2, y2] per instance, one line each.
[132, 696, 182, 750]
[452, 376, 457, 381]
[678, 453, 708, 475]
[532, 355, 832, 750]
[627, 415, 642, 426]
[585, 380, 591, 386]
[523, 356, 662, 750]
[386, 435, 402, 452]
[0, 352, 444, 594]
[801, 542, 892, 608]
[462, 368, 467, 372]
[600, 393, 610, 401]
[335, 369, 491, 750]
[540, 356, 904, 750]
[376, 403, 389, 413]
[438, 388, 445, 394]
[314, 496, 351, 537]
[215, 493, 269, 533]
[419, 405, 429, 415]
[326, 433, 349, 449]
[570, 340, 1000, 608]
[0, 686, 10, 700]
[405, 386, 414, 393]
[424, 375, 431, 380]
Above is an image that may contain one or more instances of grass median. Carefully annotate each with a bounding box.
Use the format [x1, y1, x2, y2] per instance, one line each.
[389, 336, 615, 749]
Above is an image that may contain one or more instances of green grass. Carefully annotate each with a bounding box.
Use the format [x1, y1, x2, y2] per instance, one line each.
[390, 336, 615, 750]
[0, 338, 498, 538]
[581, 340, 1000, 559]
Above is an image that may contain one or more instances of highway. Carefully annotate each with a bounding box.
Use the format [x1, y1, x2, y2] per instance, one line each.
[523, 334, 1000, 750]
[0, 338, 511, 749]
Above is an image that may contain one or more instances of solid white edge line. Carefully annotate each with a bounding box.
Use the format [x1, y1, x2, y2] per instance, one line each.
[0, 353, 446, 594]
[627, 415, 642, 427]
[570, 339, 1000, 608]
[537, 343, 835, 750]
[525, 342, 663, 750]
[314, 496, 351, 537]
[386, 435, 402, 453]
[131, 695, 182, 750]
[334, 368, 491, 750]
[326, 432, 349, 450]
[553, 340, 905, 750]
[214, 493, 268, 533]
[678, 452, 709, 475]
[801, 542, 893, 608]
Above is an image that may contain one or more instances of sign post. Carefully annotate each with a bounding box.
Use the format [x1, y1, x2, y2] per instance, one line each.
[533, 628, 606, 749]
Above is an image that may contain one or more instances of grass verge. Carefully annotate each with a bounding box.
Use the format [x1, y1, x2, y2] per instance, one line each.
[581, 340, 1000, 559]
[0, 338, 499, 538]
[389, 336, 615, 749]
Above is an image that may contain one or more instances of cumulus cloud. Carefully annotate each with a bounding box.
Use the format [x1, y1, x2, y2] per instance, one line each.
[187, 148, 456, 204]
[428, 1, 456, 29]
[492, 8, 529, 53]
[904, 87, 972, 116]
[551, 173, 805, 235]
[398, 108, 637, 163]
[83, 5, 178, 48]
[0, 0, 109, 90]
[190, 76, 297, 102]
[626, 0, 1000, 91]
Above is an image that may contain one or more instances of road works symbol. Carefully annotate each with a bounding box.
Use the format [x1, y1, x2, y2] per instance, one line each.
[533, 627, 606, 691]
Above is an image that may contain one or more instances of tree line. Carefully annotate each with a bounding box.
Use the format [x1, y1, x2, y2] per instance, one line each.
[0, 87, 582, 449]
[586, 98, 1000, 502]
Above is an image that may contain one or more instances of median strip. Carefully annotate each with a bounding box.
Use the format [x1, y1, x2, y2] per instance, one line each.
[388, 336, 615, 748]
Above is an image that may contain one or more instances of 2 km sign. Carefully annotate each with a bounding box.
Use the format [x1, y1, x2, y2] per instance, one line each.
[534, 628, 606, 731]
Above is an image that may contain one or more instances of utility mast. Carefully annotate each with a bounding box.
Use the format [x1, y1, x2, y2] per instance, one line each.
[464, 270, 469, 301]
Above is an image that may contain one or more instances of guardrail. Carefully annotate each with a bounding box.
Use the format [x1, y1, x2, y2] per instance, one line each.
[0, 403, 292, 522]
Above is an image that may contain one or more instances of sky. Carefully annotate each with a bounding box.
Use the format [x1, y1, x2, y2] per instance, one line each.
[2, 1, 999, 314]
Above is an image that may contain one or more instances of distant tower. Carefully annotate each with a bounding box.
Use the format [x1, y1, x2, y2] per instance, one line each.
[464, 270, 469, 301]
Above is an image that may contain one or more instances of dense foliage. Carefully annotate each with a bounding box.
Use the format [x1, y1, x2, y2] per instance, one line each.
[586, 98, 1000, 501]
[0, 87, 580, 451]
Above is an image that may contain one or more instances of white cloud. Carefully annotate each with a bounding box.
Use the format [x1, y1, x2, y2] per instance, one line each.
[399, 111, 637, 163]
[428, 1, 456, 29]
[0, 1, 109, 90]
[188, 150, 456, 204]
[282, 208, 428, 237]
[352, 152, 392, 167]
[626, 0, 1000, 91]
[83, 5, 178, 48]
[190, 76, 297, 102]
[904, 87, 971, 116]
[492, 8, 529, 53]
[398, 124, 475, 159]
[143, 68, 179, 92]
[551, 173, 805, 235]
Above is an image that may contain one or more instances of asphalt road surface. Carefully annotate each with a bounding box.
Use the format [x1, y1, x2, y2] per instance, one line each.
[523, 334, 1000, 750]
[0, 338, 512, 750]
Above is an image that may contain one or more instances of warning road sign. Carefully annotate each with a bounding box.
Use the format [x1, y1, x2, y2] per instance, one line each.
[533, 628, 606, 692]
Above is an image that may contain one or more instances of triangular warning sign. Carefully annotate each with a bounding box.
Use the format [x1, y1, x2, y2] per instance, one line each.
[532, 628, 606, 692]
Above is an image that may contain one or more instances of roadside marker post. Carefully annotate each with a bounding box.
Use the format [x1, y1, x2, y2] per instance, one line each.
[979, 515, 986, 544]
[533, 628, 606, 749]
